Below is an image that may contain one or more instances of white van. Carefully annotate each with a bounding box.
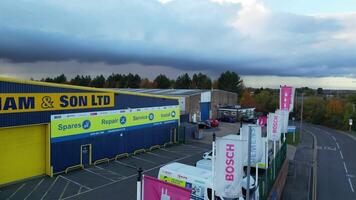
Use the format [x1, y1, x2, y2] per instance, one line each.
[158, 162, 215, 200]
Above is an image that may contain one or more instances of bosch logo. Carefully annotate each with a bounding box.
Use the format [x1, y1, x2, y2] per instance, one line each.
[149, 113, 154, 120]
[82, 120, 91, 129]
[120, 116, 127, 125]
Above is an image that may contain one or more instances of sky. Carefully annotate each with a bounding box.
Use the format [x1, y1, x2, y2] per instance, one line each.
[1, 0, 356, 89]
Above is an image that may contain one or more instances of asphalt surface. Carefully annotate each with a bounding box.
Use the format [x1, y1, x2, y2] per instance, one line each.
[303, 123, 356, 200]
[0, 141, 211, 200]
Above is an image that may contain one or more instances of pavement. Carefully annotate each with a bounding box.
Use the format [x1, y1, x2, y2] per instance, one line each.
[282, 125, 314, 200]
[196, 122, 241, 144]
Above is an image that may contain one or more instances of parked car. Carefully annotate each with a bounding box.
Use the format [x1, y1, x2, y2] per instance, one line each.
[209, 119, 219, 127]
[197, 121, 211, 129]
[219, 116, 237, 123]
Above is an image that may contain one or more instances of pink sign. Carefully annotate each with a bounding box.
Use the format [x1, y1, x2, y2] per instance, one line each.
[143, 175, 191, 200]
[258, 116, 267, 127]
[280, 86, 293, 110]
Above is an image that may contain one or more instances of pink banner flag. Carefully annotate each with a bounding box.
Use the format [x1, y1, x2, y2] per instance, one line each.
[258, 116, 267, 127]
[280, 86, 293, 111]
[143, 175, 191, 200]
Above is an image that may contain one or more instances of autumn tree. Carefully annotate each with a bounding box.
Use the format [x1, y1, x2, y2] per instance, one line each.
[140, 78, 154, 88]
[325, 99, 345, 128]
[240, 90, 256, 108]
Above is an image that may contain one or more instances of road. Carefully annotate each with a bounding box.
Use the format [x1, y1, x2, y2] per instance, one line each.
[303, 123, 356, 200]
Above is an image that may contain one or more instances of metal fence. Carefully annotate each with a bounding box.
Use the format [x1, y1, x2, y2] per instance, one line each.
[259, 141, 287, 200]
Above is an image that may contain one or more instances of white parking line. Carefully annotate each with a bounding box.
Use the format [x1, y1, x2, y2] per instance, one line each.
[24, 178, 44, 200]
[131, 156, 157, 164]
[159, 148, 189, 155]
[7, 183, 26, 200]
[94, 166, 125, 178]
[147, 152, 172, 159]
[344, 162, 349, 174]
[62, 153, 193, 200]
[181, 144, 209, 151]
[84, 168, 115, 182]
[41, 176, 59, 200]
[114, 160, 137, 169]
[349, 178, 355, 192]
[336, 142, 340, 149]
[340, 150, 344, 159]
[59, 181, 69, 200]
[58, 175, 91, 190]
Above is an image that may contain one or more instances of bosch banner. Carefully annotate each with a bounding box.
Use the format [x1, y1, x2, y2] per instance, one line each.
[215, 137, 246, 199]
[267, 113, 281, 141]
[0, 93, 114, 114]
[240, 124, 263, 165]
[50, 105, 179, 142]
[279, 86, 295, 111]
[143, 175, 191, 200]
[257, 116, 267, 127]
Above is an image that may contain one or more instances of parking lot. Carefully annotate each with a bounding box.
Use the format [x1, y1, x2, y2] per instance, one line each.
[0, 141, 211, 200]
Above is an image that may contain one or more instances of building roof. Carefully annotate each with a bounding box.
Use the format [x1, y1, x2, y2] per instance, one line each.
[112, 88, 211, 96]
[0, 76, 178, 100]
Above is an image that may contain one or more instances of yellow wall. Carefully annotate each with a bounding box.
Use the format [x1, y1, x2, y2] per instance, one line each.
[0, 125, 47, 185]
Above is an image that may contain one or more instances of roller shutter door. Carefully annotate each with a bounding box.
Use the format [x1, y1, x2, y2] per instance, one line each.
[0, 125, 46, 185]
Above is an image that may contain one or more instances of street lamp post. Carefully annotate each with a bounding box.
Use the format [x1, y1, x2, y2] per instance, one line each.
[300, 93, 304, 142]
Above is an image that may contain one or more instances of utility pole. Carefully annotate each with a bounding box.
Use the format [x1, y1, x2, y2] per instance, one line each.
[246, 126, 252, 200]
[300, 93, 304, 142]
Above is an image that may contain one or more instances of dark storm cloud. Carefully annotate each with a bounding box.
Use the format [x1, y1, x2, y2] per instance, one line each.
[0, 0, 356, 77]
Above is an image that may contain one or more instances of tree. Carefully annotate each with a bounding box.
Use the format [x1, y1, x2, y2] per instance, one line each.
[317, 88, 323, 95]
[303, 96, 326, 124]
[70, 75, 91, 86]
[41, 74, 67, 83]
[126, 73, 141, 88]
[140, 78, 154, 88]
[191, 73, 212, 89]
[254, 90, 278, 112]
[325, 99, 345, 128]
[154, 74, 171, 89]
[240, 90, 256, 108]
[90, 75, 106, 88]
[217, 71, 244, 94]
[105, 73, 122, 88]
[174, 73, 192, 89]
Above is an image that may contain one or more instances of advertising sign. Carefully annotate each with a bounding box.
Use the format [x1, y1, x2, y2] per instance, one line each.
[215, 137, 246, 198]
[280, 86, 294, 111]
[143, 175, 191, 200]
[50, 105, 180, 142]
[240, 125, 263, 165]
[257, 116, 267, 127]
[267, 113, 281, 141]
[0, 92, 114, 114]
[277, 109, 289, 134]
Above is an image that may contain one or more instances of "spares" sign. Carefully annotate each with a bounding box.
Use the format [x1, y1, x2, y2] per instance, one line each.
[0, 93, 114, 114]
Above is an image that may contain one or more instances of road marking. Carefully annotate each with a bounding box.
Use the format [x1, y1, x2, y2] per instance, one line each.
[147, 152, 172, 159]
[344, 162, 349, 174]
[62, 153, 193, 200]
[336, 142, 340, 149]
[93, 166, 125, 178]
[114, 160, 137, 169]
[7, 183, 26, 200]
[340, 150, 344, 159]
[24, 178, 44, 200]
[84, 168, 115, 182]
[131, 156, 157, 164]
[181, 144, 209, 151]
[332, 136, 337, 141]
[58, 175, 91, 190]
[349, 178, 355, 192]
[347, 174, 355, 178]
[59, 181, 69, 200]
[41, 176, 59, 200]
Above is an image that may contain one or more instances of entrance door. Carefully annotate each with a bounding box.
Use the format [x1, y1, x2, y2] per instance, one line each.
[81, 144, 92, 166]
[200, 102, 210, 121]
